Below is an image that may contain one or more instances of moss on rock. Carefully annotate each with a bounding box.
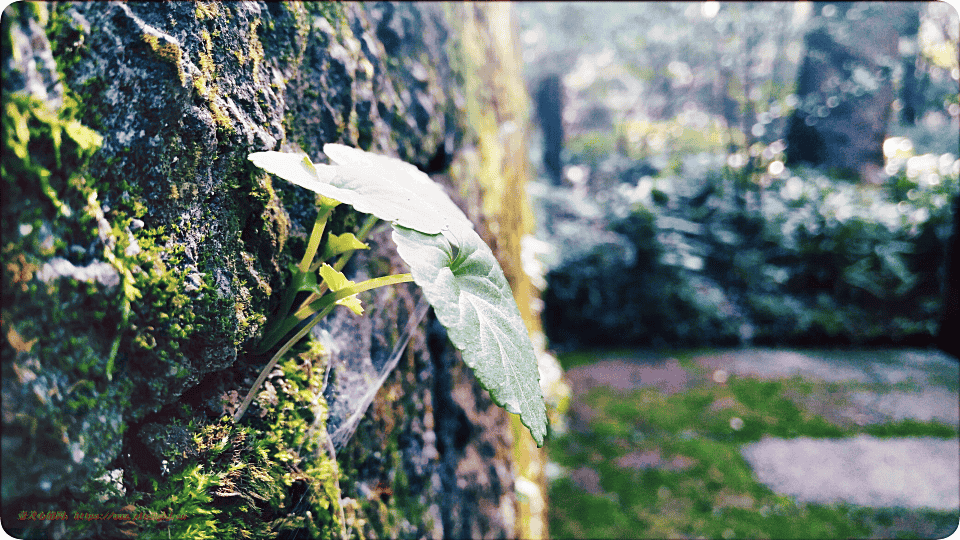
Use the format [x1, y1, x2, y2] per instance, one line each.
[3, 2, 546, 539]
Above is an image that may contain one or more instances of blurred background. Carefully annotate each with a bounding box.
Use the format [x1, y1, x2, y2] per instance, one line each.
[512, 2, 960, 538]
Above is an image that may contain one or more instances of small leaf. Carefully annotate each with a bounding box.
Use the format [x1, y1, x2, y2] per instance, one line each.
[318, 263, 364, 316]
[323, 232, 369, 260]
[391, 220, 547, 445]
[336, 296, 364, 315]
[292, 261, 319, 292]
[318, 263, 352, 292]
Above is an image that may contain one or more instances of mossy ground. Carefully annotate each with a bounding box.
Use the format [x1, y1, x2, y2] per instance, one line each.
[549, 349, 959, 539]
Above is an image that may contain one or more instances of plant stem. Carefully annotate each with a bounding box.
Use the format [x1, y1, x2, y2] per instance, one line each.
[233, 303, 337, 423]
[309, 214, 379, 274]
[258, 205, 335, 353]
[300, 205, 336, 273]
[301, 214, 380, 311]
[292, 274, 414, 321]
[234, 272, 414, 423]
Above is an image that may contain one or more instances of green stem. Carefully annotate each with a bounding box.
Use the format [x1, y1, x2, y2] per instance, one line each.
[309, 214, 379, 273]
[233, 302, 337, 423]
[235, 273, 413, 423]
[258, 205, 335, 353]
[299, 214, 380, 314]
[300, 205, 335, 273]
[293, 273, 414, 321]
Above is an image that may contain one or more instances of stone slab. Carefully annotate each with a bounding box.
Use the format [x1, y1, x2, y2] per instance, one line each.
[741, 435, 960, 511]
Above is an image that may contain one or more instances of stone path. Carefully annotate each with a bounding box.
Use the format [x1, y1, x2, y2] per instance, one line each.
[564, 348, 960, 515]
[698, 348, 959, 515]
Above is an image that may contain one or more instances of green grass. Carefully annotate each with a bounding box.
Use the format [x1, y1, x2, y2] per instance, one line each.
[555, 348, 717, 372]
[555, 348, 644, 370]
[549, 427, 875, 539]
[547, 354, 960, 539]
[864, 419, 958, 439]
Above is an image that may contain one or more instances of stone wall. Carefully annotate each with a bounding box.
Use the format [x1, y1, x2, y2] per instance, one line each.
[1, 2, 546, 538]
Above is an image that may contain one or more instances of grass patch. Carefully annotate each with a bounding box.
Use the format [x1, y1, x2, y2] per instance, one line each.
[555, 348, 650, 371]
[865, 419, 958, 439]
[582, 376, 847, 445]
[549, 427, 875, 539]
[548, 353, 960, 538]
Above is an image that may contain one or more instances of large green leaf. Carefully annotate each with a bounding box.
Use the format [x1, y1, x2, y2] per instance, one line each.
[248, 151, 338, 196]
[392, 220, 548, 446]
[249, 146, 469, 234]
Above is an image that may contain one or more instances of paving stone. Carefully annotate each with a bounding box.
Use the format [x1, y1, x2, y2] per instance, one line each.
[741, 435, 960, 511]
[849, 388, 960, 426]
[565, 357, 692, 395]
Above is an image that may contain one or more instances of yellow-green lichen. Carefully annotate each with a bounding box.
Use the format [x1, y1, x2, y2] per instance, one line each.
[187, 28, 235, 135]
[141, 32, 185, 86]
[195, 1, 221, 21]
[231, 19, 267, 86]
[199, 30, 215, 74]
[142, 33, 183, 65]
[192, 30, 216, 98]
[208, 97, 234, 135]
[193, 72, 210, 98]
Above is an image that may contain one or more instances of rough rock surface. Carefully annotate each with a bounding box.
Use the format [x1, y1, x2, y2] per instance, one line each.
[2, 3, 543, 538]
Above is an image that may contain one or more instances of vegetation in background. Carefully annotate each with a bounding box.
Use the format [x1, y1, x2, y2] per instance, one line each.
[516, 3, 958, 351]
[542, 143, 957, 349]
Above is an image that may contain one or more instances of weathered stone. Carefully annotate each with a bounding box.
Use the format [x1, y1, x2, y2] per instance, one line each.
[2, 2, 546, 538]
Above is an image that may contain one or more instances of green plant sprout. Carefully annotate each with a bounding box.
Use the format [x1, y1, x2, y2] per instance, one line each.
[237, 144, 547, 446]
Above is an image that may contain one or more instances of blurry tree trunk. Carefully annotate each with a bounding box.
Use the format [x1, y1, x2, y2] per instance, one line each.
[939, 195, 960, 360]
[900, 55, 921, 125]
[784, 2, 922, 181]
[535, 74, 565, 186]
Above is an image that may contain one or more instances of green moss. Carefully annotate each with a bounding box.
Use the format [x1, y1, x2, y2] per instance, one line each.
[6, 6, 308, 537]
[1, 89, 139, 539]
[3, 51, 216, 404]
[128, 344, 345, 540]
